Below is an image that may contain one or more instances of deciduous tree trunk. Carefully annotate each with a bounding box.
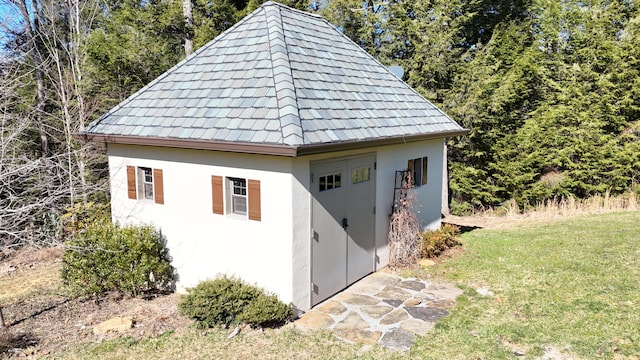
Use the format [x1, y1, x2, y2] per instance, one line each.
[183, 0, 193, 56]
[11, 0, 48, 156]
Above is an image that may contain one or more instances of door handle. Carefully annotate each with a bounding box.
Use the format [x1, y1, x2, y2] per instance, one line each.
[342, 218, 349, 230]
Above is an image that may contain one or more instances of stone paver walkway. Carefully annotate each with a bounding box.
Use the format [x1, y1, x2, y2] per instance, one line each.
[294, 272, 463, 351]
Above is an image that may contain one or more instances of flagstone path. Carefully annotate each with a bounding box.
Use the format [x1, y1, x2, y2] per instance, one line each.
[294, 272, 463, 351]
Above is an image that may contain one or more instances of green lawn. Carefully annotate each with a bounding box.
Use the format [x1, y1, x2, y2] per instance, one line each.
[52, 211, 640, 359]
[49, 328, 401, 360]
[414, 211, 640, 359]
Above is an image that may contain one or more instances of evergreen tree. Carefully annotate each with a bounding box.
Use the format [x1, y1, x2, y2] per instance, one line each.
[84, 0, 185, 106]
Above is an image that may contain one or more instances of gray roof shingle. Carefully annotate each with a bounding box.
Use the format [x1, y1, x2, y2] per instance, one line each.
[82, 1, 464, 153]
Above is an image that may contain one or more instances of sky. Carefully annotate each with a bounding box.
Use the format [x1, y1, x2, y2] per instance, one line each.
[0, 1, 23, 50]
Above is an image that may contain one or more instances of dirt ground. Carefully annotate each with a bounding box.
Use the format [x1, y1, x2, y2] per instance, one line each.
[0, 215, 536, 358]
[0, 246, 191, 358]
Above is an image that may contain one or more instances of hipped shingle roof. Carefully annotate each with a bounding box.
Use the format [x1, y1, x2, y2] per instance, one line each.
[82, 1, 465, 155]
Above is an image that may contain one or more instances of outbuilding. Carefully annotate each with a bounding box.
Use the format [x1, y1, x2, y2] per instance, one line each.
[80, 1, 466, 310]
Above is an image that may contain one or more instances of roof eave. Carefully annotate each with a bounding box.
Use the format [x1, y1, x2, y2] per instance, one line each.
[294, 129, 469, 156]
[75, 133, 299, 157]
[76, 128, 468, 157]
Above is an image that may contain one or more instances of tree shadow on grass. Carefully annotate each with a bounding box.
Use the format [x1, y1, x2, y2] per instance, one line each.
[443, 222, 482, 235]
[456, 224, 483, 234]
[0, 329, 39, 355]
[8, 297, 71, 327]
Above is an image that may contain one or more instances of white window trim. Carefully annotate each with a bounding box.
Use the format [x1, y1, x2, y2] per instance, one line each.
[137, 166, 154, 200]
[226, 177, 248, 217]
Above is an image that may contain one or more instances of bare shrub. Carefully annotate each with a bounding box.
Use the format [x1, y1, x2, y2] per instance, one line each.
[387, 171, 421, 268]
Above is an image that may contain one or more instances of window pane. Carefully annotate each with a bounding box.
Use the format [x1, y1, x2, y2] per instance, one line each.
[227, 177, 248, 215]
[144, 183, 153, 199]
[143, 168, 153, 182]
[319, 173, 341, 191]
[414, 158, 422, 185]
[421, 157, 428, 185]
[352, 167, 370, 184]
[138, 167, 154, 200]
[232, 196, 247, 214]
[232, 178, 246, 195]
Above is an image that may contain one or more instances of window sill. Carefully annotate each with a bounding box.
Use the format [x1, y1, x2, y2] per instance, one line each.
[225, 213, 247, 221]
[134, 198, 157, 204]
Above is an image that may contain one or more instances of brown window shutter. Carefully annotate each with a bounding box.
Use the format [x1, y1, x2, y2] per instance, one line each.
[248, 179, 261, 221]
[211, 175, 224, 215]
[127, 166, 137, 200]
[153, 169, 164, 204]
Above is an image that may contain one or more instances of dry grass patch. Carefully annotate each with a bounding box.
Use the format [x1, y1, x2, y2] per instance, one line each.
[447, 192, 640, 230]
[50, 327, 404, 360]
[502, 191, 638, 217]
[0, 246, 64, 303]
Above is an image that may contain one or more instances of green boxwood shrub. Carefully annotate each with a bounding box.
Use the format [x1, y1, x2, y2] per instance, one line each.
[178, 277, 293, 329]
[61, 218, 176, 297]
[236, 293, 295, 328]
[419, 223, 462, 258]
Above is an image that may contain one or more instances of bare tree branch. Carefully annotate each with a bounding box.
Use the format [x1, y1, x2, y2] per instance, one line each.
[0, 0, 107, 248]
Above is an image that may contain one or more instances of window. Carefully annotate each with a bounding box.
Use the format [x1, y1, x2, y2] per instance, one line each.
[228, 177, 247, 215]
[139, 167, 154, 200]
[126, 166, 164, 204]
[351, 166, 370, 184]
[319, 173, 341, 192]
[408, 157, 428, 187]
[211, 175, 261, 221]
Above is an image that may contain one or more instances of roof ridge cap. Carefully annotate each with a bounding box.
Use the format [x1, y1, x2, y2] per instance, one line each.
[261, 1, 324, 19]
[265, 4, 304, 146]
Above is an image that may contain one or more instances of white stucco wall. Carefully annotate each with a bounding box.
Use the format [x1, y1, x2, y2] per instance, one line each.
[290, 159, 312, 309]
[107, 138, 445, 311]
[108, 144, 296, 304]
[375, 139, 445, 266]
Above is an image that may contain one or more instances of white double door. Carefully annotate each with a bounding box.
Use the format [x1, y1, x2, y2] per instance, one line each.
[310, 155, 376, 306]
